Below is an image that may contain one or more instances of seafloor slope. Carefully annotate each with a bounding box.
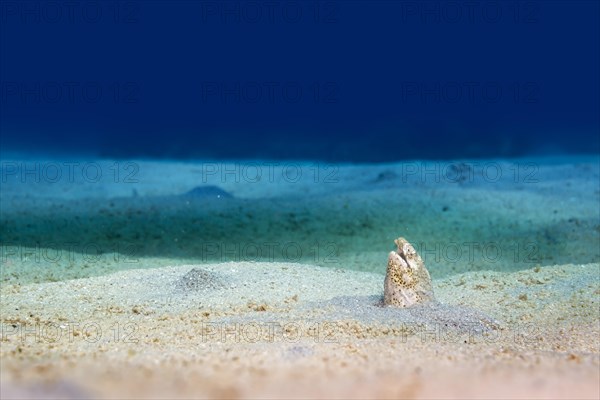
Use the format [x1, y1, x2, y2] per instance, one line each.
[0, 156, 598, 398]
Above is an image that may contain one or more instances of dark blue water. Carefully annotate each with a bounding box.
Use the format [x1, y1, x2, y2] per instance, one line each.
[1, 1, 598, 161]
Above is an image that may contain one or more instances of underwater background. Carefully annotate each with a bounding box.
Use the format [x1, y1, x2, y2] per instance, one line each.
[1, 0, 599, 282]
[1, 0, 598, 161]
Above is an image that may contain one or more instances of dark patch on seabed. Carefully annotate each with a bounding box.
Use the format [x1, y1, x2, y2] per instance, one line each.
[176, 267, 227, 292]
[1, 188, 598, 278]
[182, 186, 234, 199]
[210, 295, 500, 339]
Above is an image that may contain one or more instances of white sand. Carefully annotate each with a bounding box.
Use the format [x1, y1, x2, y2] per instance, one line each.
[1, 261, 598, 399]
[1, 156, 599, 398]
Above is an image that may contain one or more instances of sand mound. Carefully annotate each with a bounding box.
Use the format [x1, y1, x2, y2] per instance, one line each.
[175, 267, 228, 292]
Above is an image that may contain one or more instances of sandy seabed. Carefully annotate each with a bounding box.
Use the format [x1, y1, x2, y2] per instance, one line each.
[1, 156, 599, 399]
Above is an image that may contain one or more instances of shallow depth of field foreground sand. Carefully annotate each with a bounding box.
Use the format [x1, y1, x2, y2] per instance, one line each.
[1, 261, 598, 399]
[0, 156, 599, 398]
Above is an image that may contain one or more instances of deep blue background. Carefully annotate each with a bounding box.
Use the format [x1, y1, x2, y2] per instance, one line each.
[1, 1, 598, 162]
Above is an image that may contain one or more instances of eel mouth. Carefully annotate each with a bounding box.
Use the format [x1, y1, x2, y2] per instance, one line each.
[395, 249, 412, 270]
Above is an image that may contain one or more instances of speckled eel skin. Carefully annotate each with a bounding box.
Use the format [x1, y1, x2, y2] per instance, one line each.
[384, 237, 436, 308]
